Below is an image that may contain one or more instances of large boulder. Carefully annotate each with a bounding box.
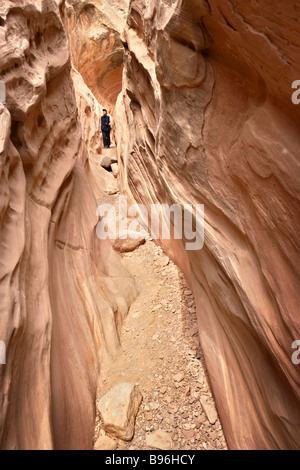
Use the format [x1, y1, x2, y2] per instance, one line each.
[98, 383, 142, 441]
[113, 237, 145, 253]
[101, 155, 118, 169]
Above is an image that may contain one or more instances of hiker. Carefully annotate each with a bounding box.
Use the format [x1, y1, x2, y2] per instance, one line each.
[101, 108, 111, 149]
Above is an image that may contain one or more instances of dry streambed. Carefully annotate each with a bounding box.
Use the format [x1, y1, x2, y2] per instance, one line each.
[93, 240, 227, 451]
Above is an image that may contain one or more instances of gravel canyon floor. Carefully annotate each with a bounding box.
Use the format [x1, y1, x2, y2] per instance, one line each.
[95, 231, 227, 451]
[0, 0, 299, 451]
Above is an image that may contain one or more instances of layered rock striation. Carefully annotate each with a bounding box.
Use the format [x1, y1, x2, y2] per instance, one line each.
[116, 0, 300, 449]
[0, 0, 136, 450]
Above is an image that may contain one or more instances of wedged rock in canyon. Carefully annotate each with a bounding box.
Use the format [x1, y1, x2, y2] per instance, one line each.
[66, 0, 129, 110]
[0, 0, 136, 450]
[116, 0, 300, 449]
[72, 67, 118, 198]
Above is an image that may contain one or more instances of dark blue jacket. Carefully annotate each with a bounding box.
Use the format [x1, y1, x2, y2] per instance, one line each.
[101, 115, 111, 132]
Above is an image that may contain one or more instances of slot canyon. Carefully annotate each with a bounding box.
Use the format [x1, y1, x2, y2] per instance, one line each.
[0, 0, 299, 451]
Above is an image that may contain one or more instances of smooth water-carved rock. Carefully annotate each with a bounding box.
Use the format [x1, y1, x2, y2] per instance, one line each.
[66, 0, 129, 110]
[0, 0, 136, 450]
[72, 68, 118, 198]
[116, 0, 300, 450]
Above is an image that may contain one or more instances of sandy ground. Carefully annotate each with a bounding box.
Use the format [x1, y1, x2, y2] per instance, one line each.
[94, 238, 227, 451]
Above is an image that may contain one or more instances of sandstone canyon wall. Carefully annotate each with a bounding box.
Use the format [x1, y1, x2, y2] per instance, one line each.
[0, 0, 136, 450]
[66, 0, 129, 111]
[71, 67, 118, 198]
[116, 0, 300, 449]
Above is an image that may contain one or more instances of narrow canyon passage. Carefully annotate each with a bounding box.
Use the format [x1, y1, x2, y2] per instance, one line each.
[0, 0, 299, 451]
[95, 238, 227, 451]
[92, 155, 227, 450]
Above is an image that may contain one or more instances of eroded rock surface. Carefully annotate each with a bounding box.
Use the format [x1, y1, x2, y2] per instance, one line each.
[72, 67, 118, 197]
[66, 0, 129, 109]
[116, 0, 300, 450]
[0, 0, 136, 450]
